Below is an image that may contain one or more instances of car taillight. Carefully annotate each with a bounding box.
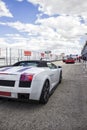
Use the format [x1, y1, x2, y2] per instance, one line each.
[20, 73, 34, 81]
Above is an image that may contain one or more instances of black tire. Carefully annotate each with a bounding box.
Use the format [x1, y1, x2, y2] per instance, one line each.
[59, 71, 62, 83]
[39, 80, 50, 104]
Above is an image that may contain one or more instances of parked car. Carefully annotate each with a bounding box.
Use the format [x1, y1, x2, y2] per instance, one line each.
[0, 60, 62, 104]
[65, 57, 75, 64]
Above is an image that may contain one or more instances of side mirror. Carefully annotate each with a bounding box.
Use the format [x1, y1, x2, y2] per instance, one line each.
[57, 66, 62, 68]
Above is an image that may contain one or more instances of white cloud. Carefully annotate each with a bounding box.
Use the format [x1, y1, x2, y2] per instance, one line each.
[0, 0, 13, 17]
[0, 15, 85, 54]
[27, 0, 87, 18]
[0, 0, 87, 55]
[0, 38, 10, 48]
[27, 0, 87, 54]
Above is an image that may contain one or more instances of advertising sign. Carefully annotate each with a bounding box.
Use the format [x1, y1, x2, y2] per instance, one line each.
[24, 51, 31, 56]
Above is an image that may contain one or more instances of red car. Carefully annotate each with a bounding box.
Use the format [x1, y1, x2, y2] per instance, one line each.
[65, 58, 75, 64]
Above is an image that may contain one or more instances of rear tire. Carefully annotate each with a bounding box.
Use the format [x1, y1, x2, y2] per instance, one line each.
[39, 80, 50, 104]
[59, 71, 62, 83]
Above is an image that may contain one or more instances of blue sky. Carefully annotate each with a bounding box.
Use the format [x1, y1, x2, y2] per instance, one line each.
[2, 0, 39, 23]
[0, 0, 87, 55]
[0, 0, 39, 36]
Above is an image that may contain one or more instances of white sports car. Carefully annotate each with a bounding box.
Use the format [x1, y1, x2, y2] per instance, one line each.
[0, 60, 62, 104]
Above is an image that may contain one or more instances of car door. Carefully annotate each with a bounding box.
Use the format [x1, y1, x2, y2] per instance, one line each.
[51, 63, 60, 83]
[47, 62, 59, 87]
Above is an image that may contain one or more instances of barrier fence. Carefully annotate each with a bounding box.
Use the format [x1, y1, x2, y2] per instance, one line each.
[0, 47, 61, 66]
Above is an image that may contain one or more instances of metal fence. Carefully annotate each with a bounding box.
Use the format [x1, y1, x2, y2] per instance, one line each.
[0, 47, 61, 66]
[0, 48, 41, 66]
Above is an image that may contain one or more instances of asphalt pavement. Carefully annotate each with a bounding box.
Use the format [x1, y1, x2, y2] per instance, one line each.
[0, 62, 87, 130]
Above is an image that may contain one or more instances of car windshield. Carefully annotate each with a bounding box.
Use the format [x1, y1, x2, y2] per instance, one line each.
[13, 61, 39, 67]
[67, 57, 73, 60]
[19, 62, 38, 66]
[13, 61, 48, 67]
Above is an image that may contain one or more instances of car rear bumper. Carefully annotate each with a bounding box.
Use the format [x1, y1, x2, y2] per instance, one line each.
[0, 91, 30, 101]
[0, 87, 31, 100]
[0, 80, 42, 101]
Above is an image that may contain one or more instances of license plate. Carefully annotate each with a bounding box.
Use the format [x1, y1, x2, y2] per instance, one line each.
[0, 91, 11, 96]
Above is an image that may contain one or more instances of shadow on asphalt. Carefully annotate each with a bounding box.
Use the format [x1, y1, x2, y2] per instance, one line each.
[0, 97, 44, 110]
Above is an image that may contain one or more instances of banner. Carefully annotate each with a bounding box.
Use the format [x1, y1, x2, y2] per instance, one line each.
[24, 51, 31, 56]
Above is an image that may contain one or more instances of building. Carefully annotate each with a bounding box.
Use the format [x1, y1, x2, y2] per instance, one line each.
[81, 41, 87, 60]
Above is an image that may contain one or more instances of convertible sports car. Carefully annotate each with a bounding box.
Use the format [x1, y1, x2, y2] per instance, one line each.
[0, 60, 62, 104]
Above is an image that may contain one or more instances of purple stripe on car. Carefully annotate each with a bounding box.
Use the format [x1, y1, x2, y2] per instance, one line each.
[17, 67, 32, 72]
[0, 67, 12, 71]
